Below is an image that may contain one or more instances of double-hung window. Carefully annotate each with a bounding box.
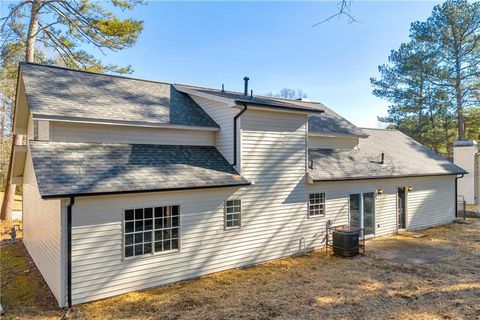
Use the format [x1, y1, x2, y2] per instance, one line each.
[124, 205, 180, 258]
[309, 193, 325, 217]
[225, 200, 241, 229]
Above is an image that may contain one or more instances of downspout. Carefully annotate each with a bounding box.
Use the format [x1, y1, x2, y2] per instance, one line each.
[232, 103, 247, 167]
[67, 196, 75, 308]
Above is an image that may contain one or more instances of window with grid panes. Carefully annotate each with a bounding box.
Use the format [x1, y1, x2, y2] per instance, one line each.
[225, 200, 241, 229]
[308, 193, 325, 217]
[124, 205, 180, 258]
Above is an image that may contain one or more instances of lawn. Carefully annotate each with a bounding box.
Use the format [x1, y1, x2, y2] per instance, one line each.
[1, 219, 479, 320]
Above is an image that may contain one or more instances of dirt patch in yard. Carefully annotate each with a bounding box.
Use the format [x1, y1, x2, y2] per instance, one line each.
[2, 219, 480, 319]
[368, 237, 454, 264]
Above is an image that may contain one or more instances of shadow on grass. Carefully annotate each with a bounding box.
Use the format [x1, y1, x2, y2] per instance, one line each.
[0, 242, 63, 319]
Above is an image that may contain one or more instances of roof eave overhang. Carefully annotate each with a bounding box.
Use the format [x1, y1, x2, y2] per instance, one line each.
[307, 172, 466, 183]
[13, 70, 29, 135]
[173, 84, 236, 106]
[175, 85, 325, 115]
[308, 132, 369, 139]
[11, 145, 27, 184]
[40, 181, 252, 200]
[235, 101, 324, 115]
[32, 114, 220, 131]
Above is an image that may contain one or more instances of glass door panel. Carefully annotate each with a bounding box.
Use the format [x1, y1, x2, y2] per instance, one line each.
[349, 194, 361, 229]
[363, 192, 375, 236]
[397, 187, 406, 229]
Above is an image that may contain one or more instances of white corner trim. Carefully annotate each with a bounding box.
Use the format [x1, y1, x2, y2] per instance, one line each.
[306, 174, 314, 184]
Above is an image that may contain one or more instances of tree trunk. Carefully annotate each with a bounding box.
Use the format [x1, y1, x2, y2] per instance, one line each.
[2, 0, 41, 221]
[454, 52, 465, 141]
[25, 0, 41, 62]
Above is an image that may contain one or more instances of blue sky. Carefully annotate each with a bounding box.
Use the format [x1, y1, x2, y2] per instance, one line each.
[15, 1, 443, 128]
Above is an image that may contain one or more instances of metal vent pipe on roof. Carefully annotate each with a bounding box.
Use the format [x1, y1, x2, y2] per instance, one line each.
[243, 76, 249, 95]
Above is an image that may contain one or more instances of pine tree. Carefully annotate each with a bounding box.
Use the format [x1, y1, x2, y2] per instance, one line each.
[0, 0, 145, 220]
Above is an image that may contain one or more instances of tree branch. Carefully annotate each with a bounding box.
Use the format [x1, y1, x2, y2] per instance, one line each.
[312, 0, 358, 27]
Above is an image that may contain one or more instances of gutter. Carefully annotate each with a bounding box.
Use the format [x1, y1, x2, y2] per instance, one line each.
[67, 196, 75, 308]
[234, 100, 324, 115]
[41, 182, 251, 200]
[308, 172, 466, 183]
[233, 104, 248, 167]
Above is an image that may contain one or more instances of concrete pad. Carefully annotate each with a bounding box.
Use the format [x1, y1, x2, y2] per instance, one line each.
[368, 238, 453, 264]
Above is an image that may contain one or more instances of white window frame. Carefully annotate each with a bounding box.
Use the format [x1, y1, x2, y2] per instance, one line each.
[308, 193, 325, 217]
[224, 199, 241, 230]
[33, 120, 39, 141]
[123, 204, 180, 260]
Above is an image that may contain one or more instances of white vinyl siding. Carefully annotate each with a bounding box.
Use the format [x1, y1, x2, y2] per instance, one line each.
[22, 149, 64, 306]
[406, 176, 456, 230]
[307, 175, 456, 237]
[68, 109, 312, 304]
[189, 96, 238, 163]
[49, 121, 215, 146]
[62, 108, 456, 305]
[308, 136, 359, 149]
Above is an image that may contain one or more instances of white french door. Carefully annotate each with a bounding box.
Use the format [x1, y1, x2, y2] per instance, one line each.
[349, 192, 375, 236]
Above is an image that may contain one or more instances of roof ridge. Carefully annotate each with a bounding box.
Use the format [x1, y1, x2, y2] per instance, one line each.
[20, 62, 172, 86]
[176, 83, 327, 106]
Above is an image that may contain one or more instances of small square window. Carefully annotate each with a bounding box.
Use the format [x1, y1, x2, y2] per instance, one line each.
[309, 193, 325, 217]
[225, 200, 241, 229]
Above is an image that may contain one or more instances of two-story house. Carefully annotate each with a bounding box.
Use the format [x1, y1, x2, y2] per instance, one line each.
[10, 63, 466, 307]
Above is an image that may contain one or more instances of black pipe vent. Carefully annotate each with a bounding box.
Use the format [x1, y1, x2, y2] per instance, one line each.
[243, 76, 249, 95]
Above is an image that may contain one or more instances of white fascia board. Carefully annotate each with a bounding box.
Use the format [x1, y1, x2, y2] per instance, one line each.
[173, 84, 236, 107]
[31, 114, 219, 132]
[241, 104, 321, 115]
[13, 74, 29, 135]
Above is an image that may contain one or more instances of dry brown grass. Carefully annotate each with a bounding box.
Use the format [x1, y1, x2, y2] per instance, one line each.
[2, 219, 480, 319]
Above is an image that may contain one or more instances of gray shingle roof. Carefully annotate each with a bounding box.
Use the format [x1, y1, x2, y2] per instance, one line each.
[179, 85, 366, 137]
[20, 63, 219, 128]
[30, 142, 249, 198]
[308, 111, 368, 137]
[308, 128, 466, 181]
[177, 85, 325, 113]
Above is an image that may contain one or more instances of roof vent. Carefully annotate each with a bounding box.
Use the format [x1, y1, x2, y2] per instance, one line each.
[243, 76, 249, 96]
[221, 84, 225, 92]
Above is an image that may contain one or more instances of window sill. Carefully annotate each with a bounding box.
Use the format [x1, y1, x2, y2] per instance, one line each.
[308, 214, 326, 219]
[224, 226, 241, 231]
[123, 249, 180, 262]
